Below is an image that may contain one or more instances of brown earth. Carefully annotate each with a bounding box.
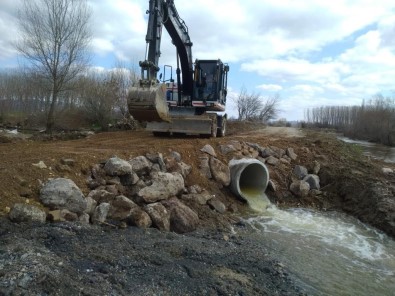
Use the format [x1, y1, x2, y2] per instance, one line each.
[1, 122, 395, 235]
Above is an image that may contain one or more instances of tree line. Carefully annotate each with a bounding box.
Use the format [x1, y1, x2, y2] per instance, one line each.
[0, 67, 136, 131]
[305, 95, 395, 146]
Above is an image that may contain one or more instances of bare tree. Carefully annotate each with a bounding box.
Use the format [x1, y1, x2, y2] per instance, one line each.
[15, 0, 91, 133]
[257, 93, 280, 122]
[235, 87, 280, 122]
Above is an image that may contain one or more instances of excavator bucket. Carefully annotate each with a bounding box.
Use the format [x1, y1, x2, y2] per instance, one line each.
[127, 83, 170, 122]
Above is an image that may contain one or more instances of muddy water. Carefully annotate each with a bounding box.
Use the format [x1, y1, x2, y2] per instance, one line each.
[242, 193, 395, 295]
[338, 136, 395, 163]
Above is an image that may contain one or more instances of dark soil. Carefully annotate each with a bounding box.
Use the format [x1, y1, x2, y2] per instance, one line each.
[0, 218, 306, 295]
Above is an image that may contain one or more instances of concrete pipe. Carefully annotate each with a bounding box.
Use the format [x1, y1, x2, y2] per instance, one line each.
[229, 158, 270, 211]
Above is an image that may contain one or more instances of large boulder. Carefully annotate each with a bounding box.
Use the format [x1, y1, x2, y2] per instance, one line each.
[209, 157, 230, 186]
[144, 203, 170, 231]
[104, 157, 133, 176]
[40, 178, 87, 214]
[162, 198, 199, 233]
[138, 172, 184, 203]
[9, 204, 46, 223]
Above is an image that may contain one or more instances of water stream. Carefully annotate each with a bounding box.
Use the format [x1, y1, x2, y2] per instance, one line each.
[243, 193, 395, 295]
[338, 136, 395, 163]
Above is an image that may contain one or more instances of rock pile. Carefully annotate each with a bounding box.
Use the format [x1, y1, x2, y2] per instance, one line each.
[9, 139, 322, 232]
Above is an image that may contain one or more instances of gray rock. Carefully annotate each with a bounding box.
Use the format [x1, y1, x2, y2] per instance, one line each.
[207, 198, 226, 214]
[170, 151, 182, 162]
[91, 164, 106, 181]
[228, 140, 242, 150]
[104, 157, 133, 176]
[286, 148, 297, 161]
[119, 172, 139, 186]
[220, 144, 237, 154]
[188, 185, 203, 194]
[271, 146, 286, 158]
[268, 180, 277, 192]
[129, 156, 152, 176]
[209, 157, 230, 186]
[382, 167, 394, 174]
[200, 144, 216, 157]
[9, 204, 46, 223]
[146, 152, 166, 171]
[313, 160, 321, 174]
[84, 196, 97, 215]
[87, 189, 115, 204]
[59, 209, 78, 221]
[293, 165, 308, 179]
[181, 192, 212, 205]
[108, 195, 138, 220]
[303, 174, 320, 190]
[126, 208, 152, 228]
[40, 178, 87, 214]
[60, 158, 75, 166]
[260, 147, 275, 158]
[266, 156, 279, 166]
[79, 213, 90, 223]
[92, 202, 110, 224]
[167, 161, 192, 179]
[138, 172, 184, 203]
[290, 180, 310, 198]
[162, 198, 199, 233]
[199, 156, 212, 179]
[144, 203, 170, 231]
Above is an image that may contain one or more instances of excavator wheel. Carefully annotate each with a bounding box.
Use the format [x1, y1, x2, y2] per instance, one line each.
[217, 117, 226, 137]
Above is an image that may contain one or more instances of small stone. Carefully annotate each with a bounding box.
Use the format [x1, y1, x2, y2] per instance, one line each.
[266, 156, 279, 166]
[207, 198, 226, 213]
[32, 161, 47, 169]
[61, 158, 75, 166]
[286, 148, 298, 161]
[200, 144, 216, 157]
[104, 157, 133, 176]
[382, 167, 393, 174]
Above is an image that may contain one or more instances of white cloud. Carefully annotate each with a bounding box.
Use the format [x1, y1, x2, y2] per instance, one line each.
[257, 84, 283, 92]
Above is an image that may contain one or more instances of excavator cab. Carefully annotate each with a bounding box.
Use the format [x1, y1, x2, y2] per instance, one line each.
[193, 59, 229, 111]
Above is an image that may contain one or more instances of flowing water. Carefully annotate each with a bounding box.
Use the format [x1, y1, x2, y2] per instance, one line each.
[338, 136, 395, 163]
[242, 192, 395, 295]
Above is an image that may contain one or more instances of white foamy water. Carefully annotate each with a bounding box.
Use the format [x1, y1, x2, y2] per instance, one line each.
[243, 195, 395, 295]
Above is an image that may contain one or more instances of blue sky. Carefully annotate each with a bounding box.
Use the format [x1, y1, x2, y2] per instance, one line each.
[1, 0, 395, 120]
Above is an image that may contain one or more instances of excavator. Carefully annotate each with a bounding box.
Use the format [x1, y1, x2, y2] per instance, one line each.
[128, 0, 229, 137]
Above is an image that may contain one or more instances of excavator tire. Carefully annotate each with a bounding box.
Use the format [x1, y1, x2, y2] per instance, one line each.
[217, 117, 226, 137]
[127, 83, 170, 122]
